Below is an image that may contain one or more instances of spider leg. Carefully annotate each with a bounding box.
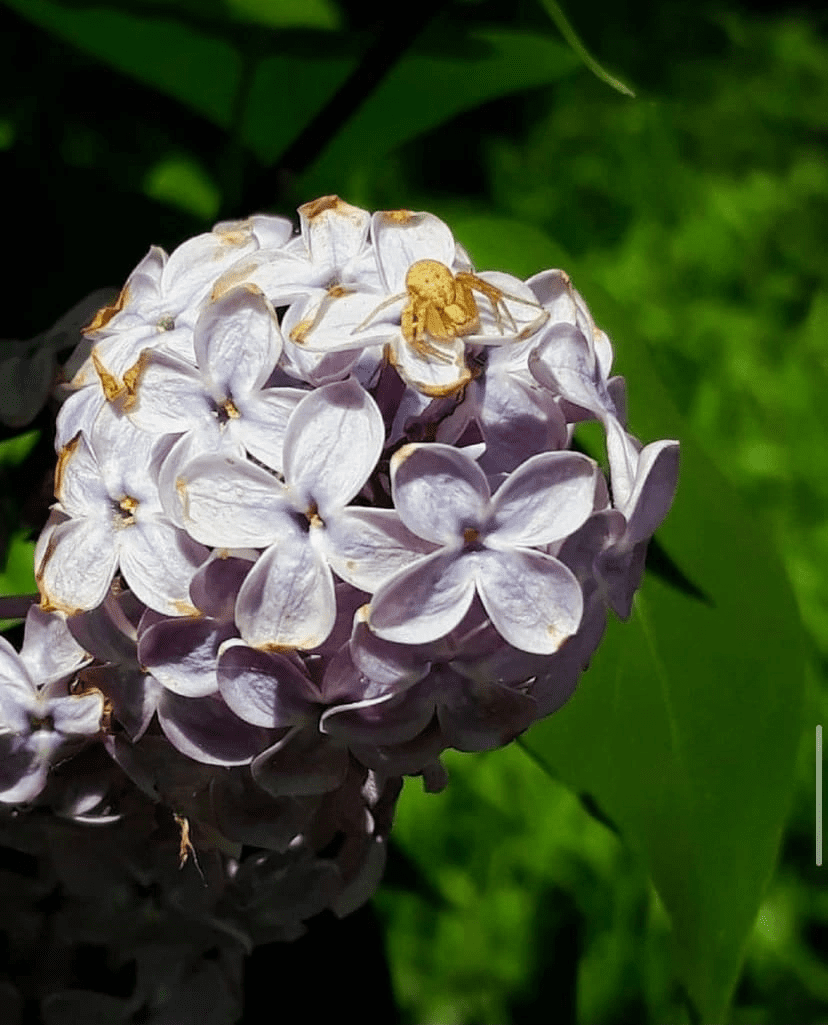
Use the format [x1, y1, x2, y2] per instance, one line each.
[464, 276, 549, 336]
[352, 291, 407, 334]
[289, 291, 339, 343]
[516, 307, 550, 340]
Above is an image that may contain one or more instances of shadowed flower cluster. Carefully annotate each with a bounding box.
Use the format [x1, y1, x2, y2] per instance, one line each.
[2, 197, 679, 957]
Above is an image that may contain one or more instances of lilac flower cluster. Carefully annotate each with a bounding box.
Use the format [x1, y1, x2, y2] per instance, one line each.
[2, 196, 678, 933]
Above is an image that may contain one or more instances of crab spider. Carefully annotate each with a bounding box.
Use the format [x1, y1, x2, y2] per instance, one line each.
[353, 260, 549, 362]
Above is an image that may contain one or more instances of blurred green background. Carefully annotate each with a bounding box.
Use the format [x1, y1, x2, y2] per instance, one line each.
[0, 0, 825, 1021]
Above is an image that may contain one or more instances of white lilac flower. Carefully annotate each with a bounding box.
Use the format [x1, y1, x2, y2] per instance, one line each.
[123, 284, 306, 526]
[73, 218, 289, 391]
[209, 196, 382, 387]
[282, 209, 548, 396]
[37, 402, 208, 616]
[176, 378, 385, 649]
[5, 198, 680, 950]
[0, 607, 99, 804]
[368, 442, 599, 653]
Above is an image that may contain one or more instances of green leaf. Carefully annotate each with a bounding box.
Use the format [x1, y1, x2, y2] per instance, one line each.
[223, 0, 340, 30]
[430, 212, 806, 1020]
[297, 29, 580, 193]
[13, 0, 341, 31]
[537, 311, 802, 1019]
[0, 0, 356, 173]
[2, 0, 243, 127]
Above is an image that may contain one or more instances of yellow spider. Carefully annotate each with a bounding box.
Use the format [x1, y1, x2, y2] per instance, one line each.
[356, 260, 548, 362]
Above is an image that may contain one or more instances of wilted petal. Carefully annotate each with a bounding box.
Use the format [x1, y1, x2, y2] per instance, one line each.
[487, 451, 598, 548]
[285, 287, 390, 352]
[298, 195, 371, 270]
[391, 443, 489, 545]
[235, 530, 336, 651]
[388, 334, 471, 398]
[54, 432, 110, 518]
[55, 385, 105, 448]
[370, 549, 476, 645]
[37, 517, 118, 615]
[213, 212, 292, 250]
[476, 548, 583, 654]
[212, 249, 322, 305]
[127, 350, 211, 434]
[372, 210, 455, 294]
[282, 379, 384, 515]
[161, 228, 258, 307]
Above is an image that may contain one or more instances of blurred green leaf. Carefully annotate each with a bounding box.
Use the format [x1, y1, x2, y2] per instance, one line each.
[0, 529, 37, 631]
[380, 745, 668, 1025]
[2, 0, 243, 126]
[298, 29, 580, 194]
[143, 152, 221, 219]
[224, 0, 340, 30]
[0, 430, 40, 468]
[13, 0, 341, 30]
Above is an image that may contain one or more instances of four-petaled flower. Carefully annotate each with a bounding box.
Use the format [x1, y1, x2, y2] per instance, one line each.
[368, 443, 600, 654]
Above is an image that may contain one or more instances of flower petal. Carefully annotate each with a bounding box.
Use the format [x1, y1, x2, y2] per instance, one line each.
[234, 387, 306, 472]
[157, 690, 271, 765]
[218, 641, 320, 727]
[390, 443, 490, 545]
[138, 616, 230, 696]
[487, 451, 598, 547]
[372, 210, 455, 294]
[388, 333, 472, 397]
[177, 453, 289, 547]
[195, 285, 282, 399]
[298, 195, 371, 271]
[476, 548, 583, 654]
[369, 549, 476, 645]
[54, 432, 111, 518]
[252, 726, 349, 797]
[235, 531, 336, 650]
[322, 508, 438, 592]
[20, 606, 91, 688]
[37, 517, 118, 615]
[282, 378, 384, 515]
[127, 349, 212, 434]
[119, 518, 207, 616]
